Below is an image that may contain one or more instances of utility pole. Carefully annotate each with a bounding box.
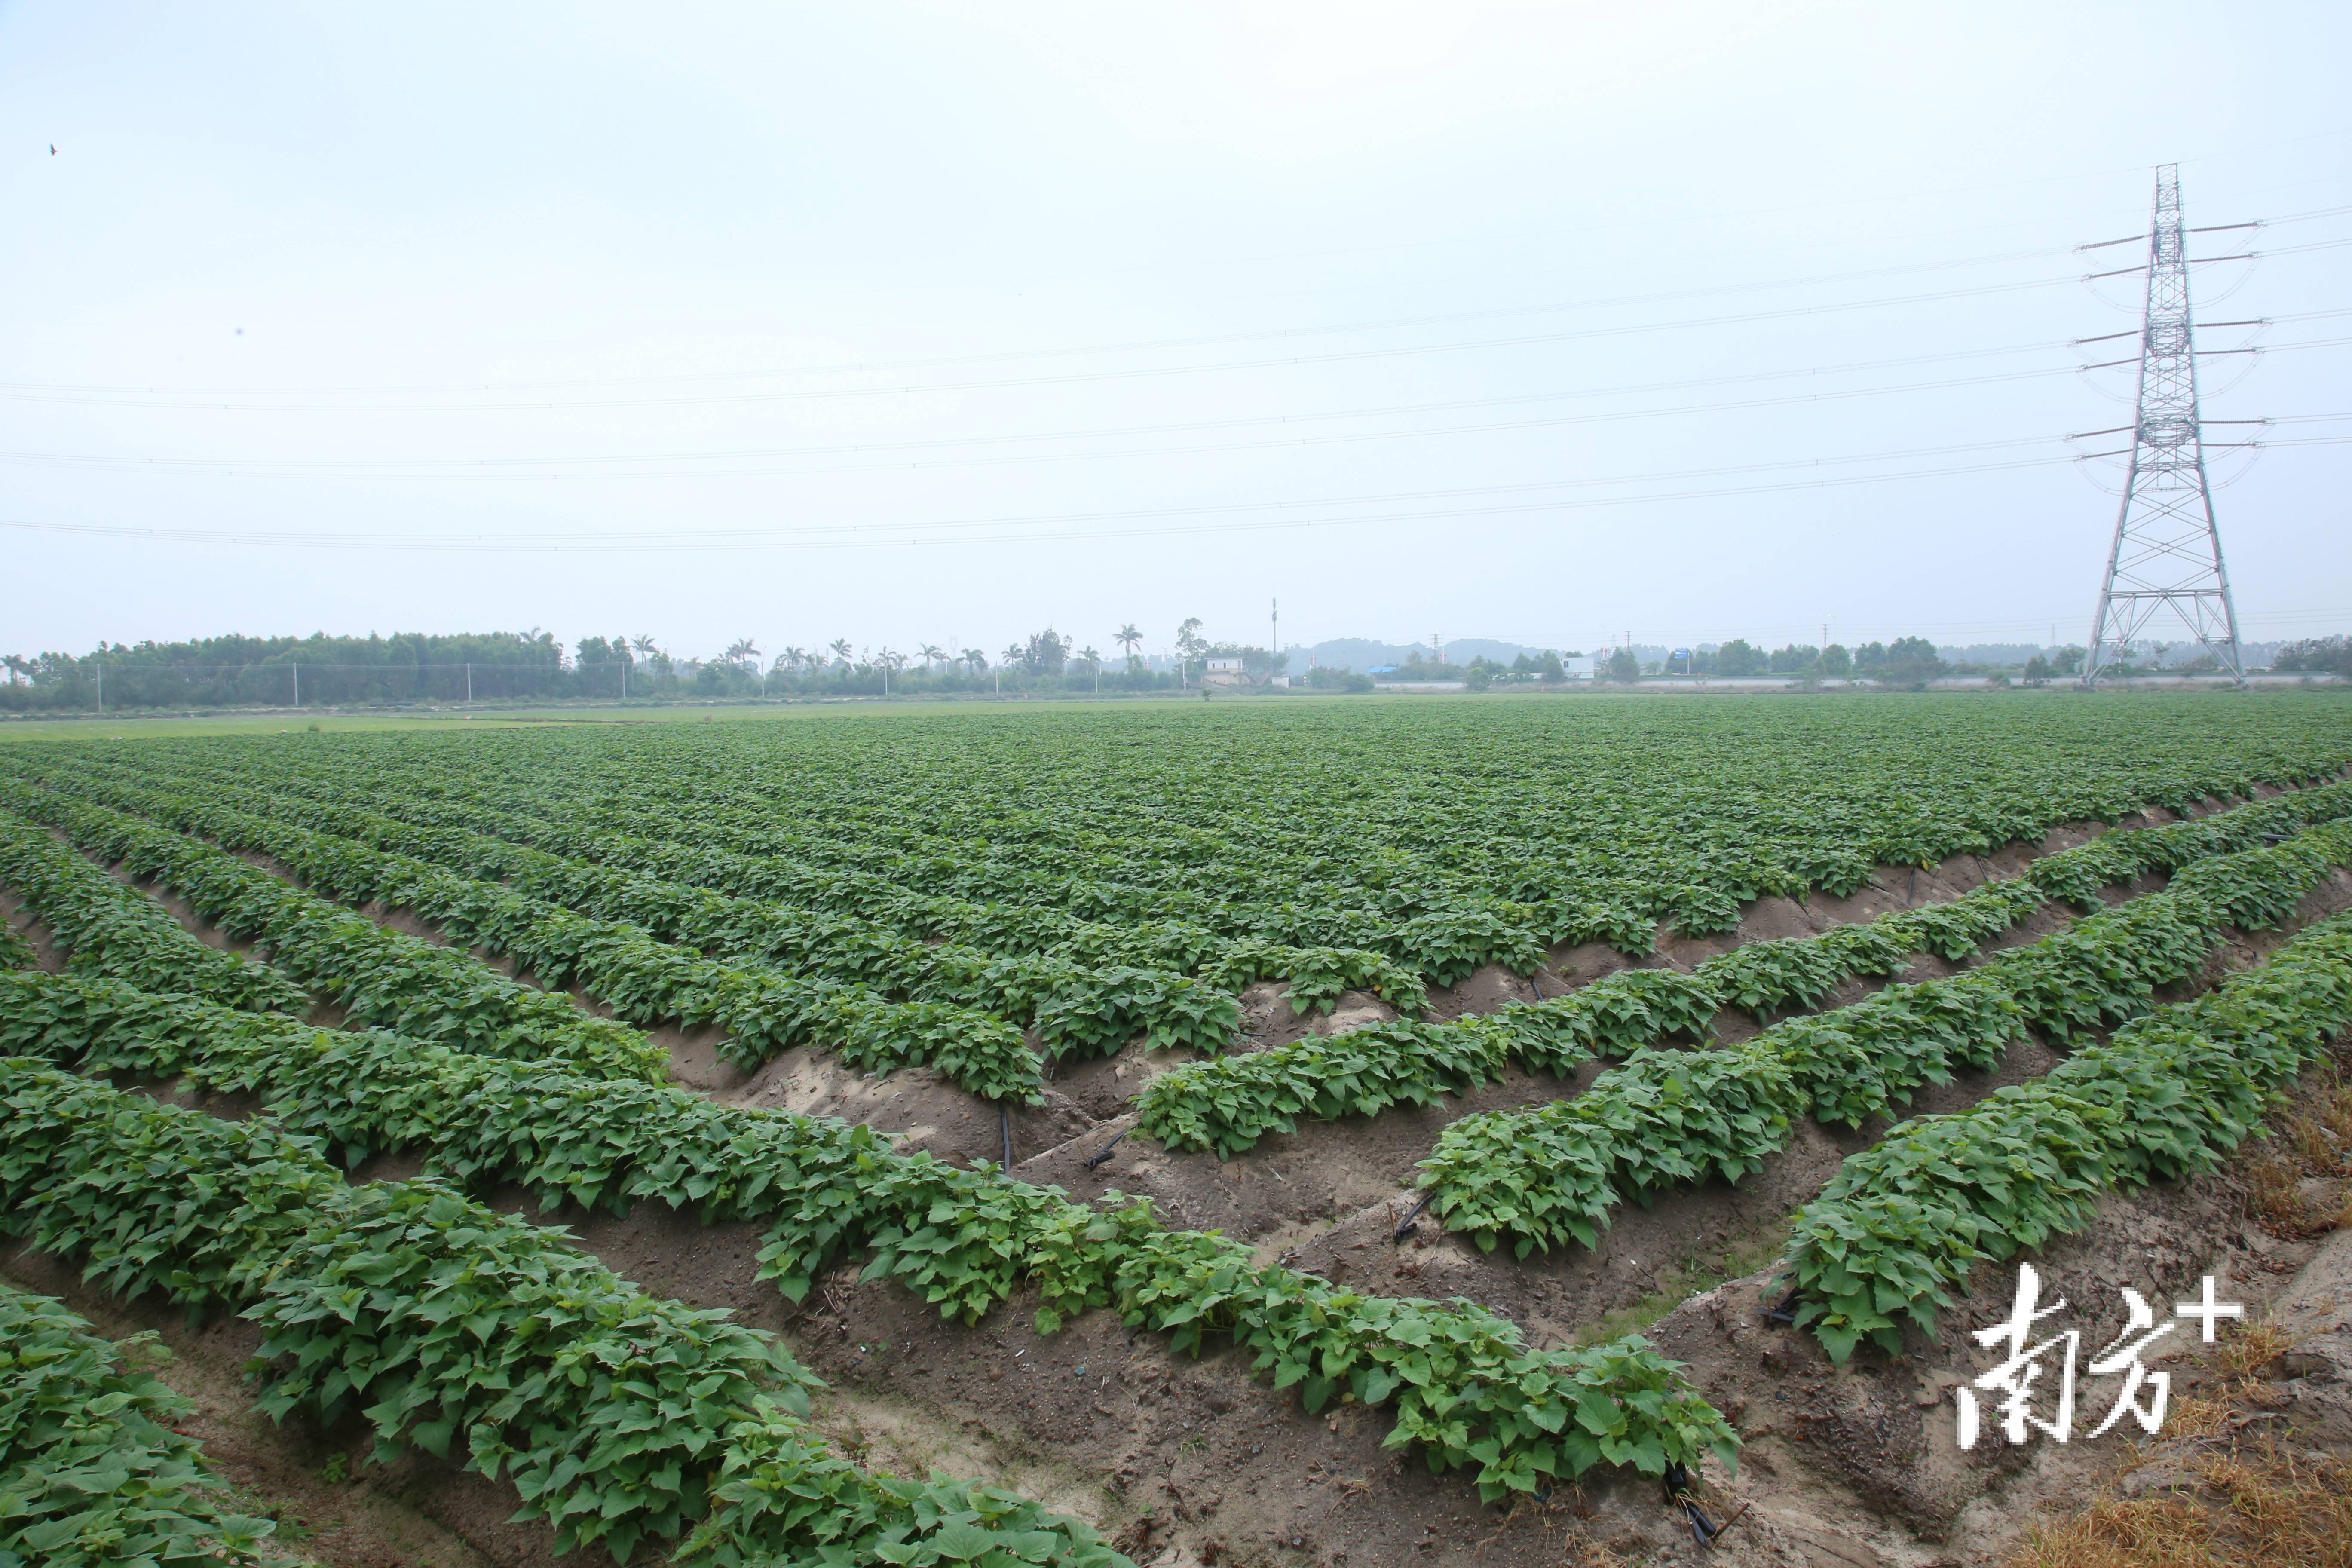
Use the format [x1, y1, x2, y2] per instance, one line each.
[293, 662, 299, 708]
[466, 662, 472, 704]
[1271, 597, 1279, 680]
[2081, 164, 2254, 686]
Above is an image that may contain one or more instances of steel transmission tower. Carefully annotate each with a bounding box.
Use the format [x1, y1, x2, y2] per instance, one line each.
[2081, 165, 2249, 685]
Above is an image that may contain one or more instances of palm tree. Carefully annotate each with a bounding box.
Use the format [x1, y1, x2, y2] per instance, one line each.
[960, 647, 988, 674]
[1001, 642, 1027, 675]
[631, 634, 659, 661]
[829, 638, 854, 668]
[725, 637, 761, 667]
[1, 654, 28, 687]
[776, 646, 808, 675]
[1115, 623, 1142, 667]
[1078, 646, 1103, 692]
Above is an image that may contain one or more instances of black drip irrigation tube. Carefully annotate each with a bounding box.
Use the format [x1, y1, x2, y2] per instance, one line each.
[1663, 1463, 1745, 1548]
[1390, 1191, 1434, 1242]
[1000, 1103, 1013, 1171]
[1083, 1125, 1133, 1170]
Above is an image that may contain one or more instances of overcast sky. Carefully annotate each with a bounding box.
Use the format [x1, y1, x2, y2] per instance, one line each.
[2, 3, 2346, 664]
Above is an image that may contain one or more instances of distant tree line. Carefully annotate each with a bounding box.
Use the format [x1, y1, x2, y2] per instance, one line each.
[1366, 647, 1571, 686]
[1, 631, 573, 713]
[2271, 636, 2352, 677]
[0, 629, 801, 714]
[8, 623, 2342, 715]
[1599, 636, 1957, 686]
[0, 620, 1282, 714]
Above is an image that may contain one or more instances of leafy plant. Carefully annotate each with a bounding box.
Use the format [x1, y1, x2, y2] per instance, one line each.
[1419, 818, 2352, 1257]
[0, 814, 306, 1013]
[1787, 907, 2352, 1360]
[0, 1060, 1124, 1567]
[1, 959, 1744, 1507]
[0, 1282, 277, 1568]
[1137, 783, 2352, 1162]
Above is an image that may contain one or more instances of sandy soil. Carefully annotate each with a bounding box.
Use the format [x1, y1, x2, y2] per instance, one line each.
[16, 792, 2352, 1567]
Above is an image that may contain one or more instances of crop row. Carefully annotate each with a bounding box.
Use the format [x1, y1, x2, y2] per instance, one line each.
[15, 705, 2347, 981]
[0, 959, 1739, 1503]
[0, 1280, 277, 1568]
[0, 815, 306, 1014]
[0, 1060, 1132, 1568]
[1419, 821, 2352, 1256]
[66, 743, 1654, 973]
[1134, 781, 2352, 1158]
[57, 746, 1435, 1011]
[0, 918, 32, 974]
[0, 803, 1739, 1494]
[459, 781, 1610, 977]
[1, 775, 1046, 1099]
[184, 704, 2348, 952]
[311, 717, 2339, 935]
[40, 751, 1270, 1054]
[0, 793, 666, 1081]
[1789, 906, 2352, 1360]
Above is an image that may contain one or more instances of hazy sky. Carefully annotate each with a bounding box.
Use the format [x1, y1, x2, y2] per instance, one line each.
[3, 3, 2346, 665]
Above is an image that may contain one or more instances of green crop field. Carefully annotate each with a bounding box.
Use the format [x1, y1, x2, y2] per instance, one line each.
[4, 689, 2351, 1565]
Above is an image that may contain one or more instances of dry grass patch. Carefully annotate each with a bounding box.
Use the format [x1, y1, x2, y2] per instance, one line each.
[2009, 1493, 2215, 1568]
[2011, 1439, 2352, 1568]
[2216, 1320, 2300, 1381]
[2009, 1360, 2352, 1568]
[2245, 1154, 2323, 1239]
[2196, 1440, 2352, 1566]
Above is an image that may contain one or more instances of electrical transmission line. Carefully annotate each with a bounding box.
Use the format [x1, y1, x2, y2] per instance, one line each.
[2081, 165, 2256, 684]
